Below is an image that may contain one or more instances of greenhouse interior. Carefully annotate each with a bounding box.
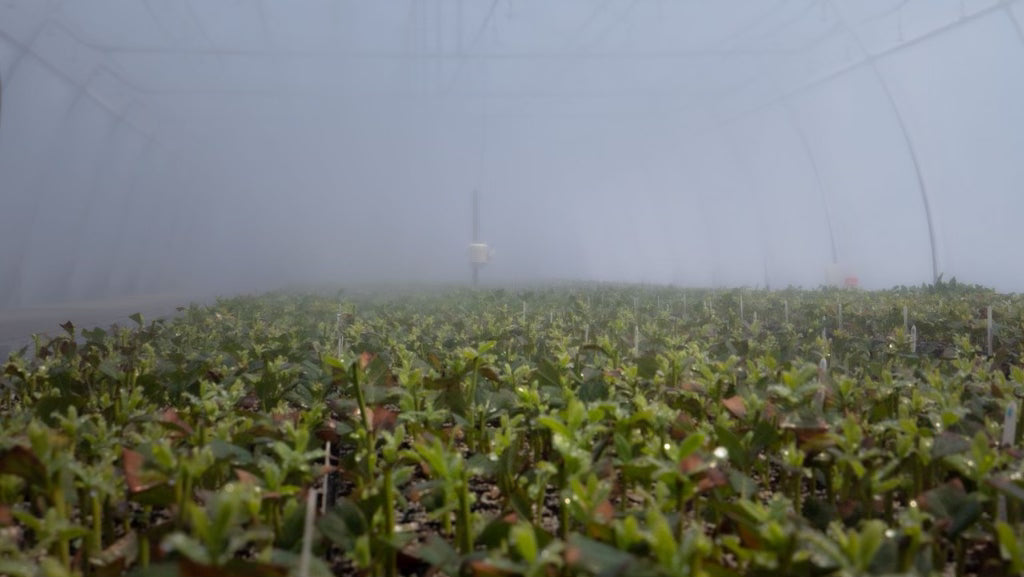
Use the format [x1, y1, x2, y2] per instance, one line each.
[2, 2, 1024, 576]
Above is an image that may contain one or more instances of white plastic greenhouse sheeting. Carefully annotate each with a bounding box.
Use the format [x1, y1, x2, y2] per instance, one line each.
[1, 1, 1023, 309]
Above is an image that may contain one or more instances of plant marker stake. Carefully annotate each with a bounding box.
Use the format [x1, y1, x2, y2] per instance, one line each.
[634, 325, 640, 356]
[522, 301, 526, 324]
[998, 401, 1019, 522]
[321, 442, 331, 514]
[910, 325, 917, 354]
[814, 358, 827, 412]
[903, 305, 908, 332]
[683, 293, 687, 316]
[342, 307, 350, 356]
[298, 487, 317, 577]
[987, 306, 994, 357]
[739, 294, 744, 322]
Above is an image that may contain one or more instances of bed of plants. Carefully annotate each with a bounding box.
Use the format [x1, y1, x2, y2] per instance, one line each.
[2, 281, 1024, 577]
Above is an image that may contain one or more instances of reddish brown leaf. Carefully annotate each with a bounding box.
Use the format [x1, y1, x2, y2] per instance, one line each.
[737, 524, 761, 549]
[158, 408, 193, 436]
[723, 396, 746, 419]
[697, 468, 728, 493]
[235, 394, 260, 411]
[679, 454, 704, 475]
[315, 420, 341, 444]
[314, 464, 338, 479]
[121, 451, 174, 506]
[271, 411, 300, 425]
[0, 446, 45, 485]
[89, 531, 138, 576]
[359, 351, 374, 370]
[464, 559, 519, 577]
[180, 558, 288, 577]
[784, 420, 831, 449]
[669, 412, 694, 440]
[234, 469, 259, 485]
[564, 546, 583, 567]
[122, 449, 146, 493]
[594, 500, 615, 523]
[371, 406, 399, 432]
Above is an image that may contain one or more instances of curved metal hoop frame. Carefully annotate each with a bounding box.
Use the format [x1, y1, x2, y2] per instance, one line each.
[870, 64, 940, 283]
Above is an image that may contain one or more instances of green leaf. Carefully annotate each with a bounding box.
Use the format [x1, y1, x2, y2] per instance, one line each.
[565, 534, 637, 576]
[161, 533, 211, 565]
[996, 521, 1024, 573]
[510, 523, 538, 563]
[413, 534, 461, 576]
[714, 425, 748, 469]
[677, 432, 705, 461]
[918, 482, 982, 538]
[537, 416, 571, 438]
[0, 560, 35, 577]
[636, 355, 659, 379]
[209, 440, 254, 466]
[317, 498, 368, 550]
[931, 432, 971, 459]
[989, 476, 1024, 504]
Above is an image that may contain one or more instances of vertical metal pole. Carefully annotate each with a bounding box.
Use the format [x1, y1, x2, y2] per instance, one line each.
[786, 101, 839, 264]
[472, 189, 480, 286]
[987, 306, 994, 357]
[473, 189, 480, 242]
[456, 0, 464, 54]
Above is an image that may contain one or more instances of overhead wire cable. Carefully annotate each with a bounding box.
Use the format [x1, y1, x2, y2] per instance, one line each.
[441, 0, 502, 97]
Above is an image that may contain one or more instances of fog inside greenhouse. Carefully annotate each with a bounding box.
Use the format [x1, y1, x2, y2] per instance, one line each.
[2, 1, 1024, 309]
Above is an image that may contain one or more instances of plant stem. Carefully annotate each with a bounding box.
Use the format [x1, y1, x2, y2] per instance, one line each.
[352, 364, 376, 487]
[91, 494, 104, 554]
[457, 470, 473, 554]
[383, 466, 397, 577]
[140, 532, 151, 568]
[676, 481, 686, 541]
[52, 486, 71, 569]
[955, 538, 966, 577]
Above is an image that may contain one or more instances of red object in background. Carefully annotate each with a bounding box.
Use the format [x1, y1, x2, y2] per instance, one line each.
[844, 277, 859, 288]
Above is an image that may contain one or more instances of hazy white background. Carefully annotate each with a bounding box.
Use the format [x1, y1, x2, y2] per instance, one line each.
[1, 0, 1023, 308]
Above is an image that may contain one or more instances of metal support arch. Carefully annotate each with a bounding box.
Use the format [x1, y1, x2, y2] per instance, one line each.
[826, 0, 939, 282]
[869, 63, 939, 283]
[784, 101, 839, 264]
